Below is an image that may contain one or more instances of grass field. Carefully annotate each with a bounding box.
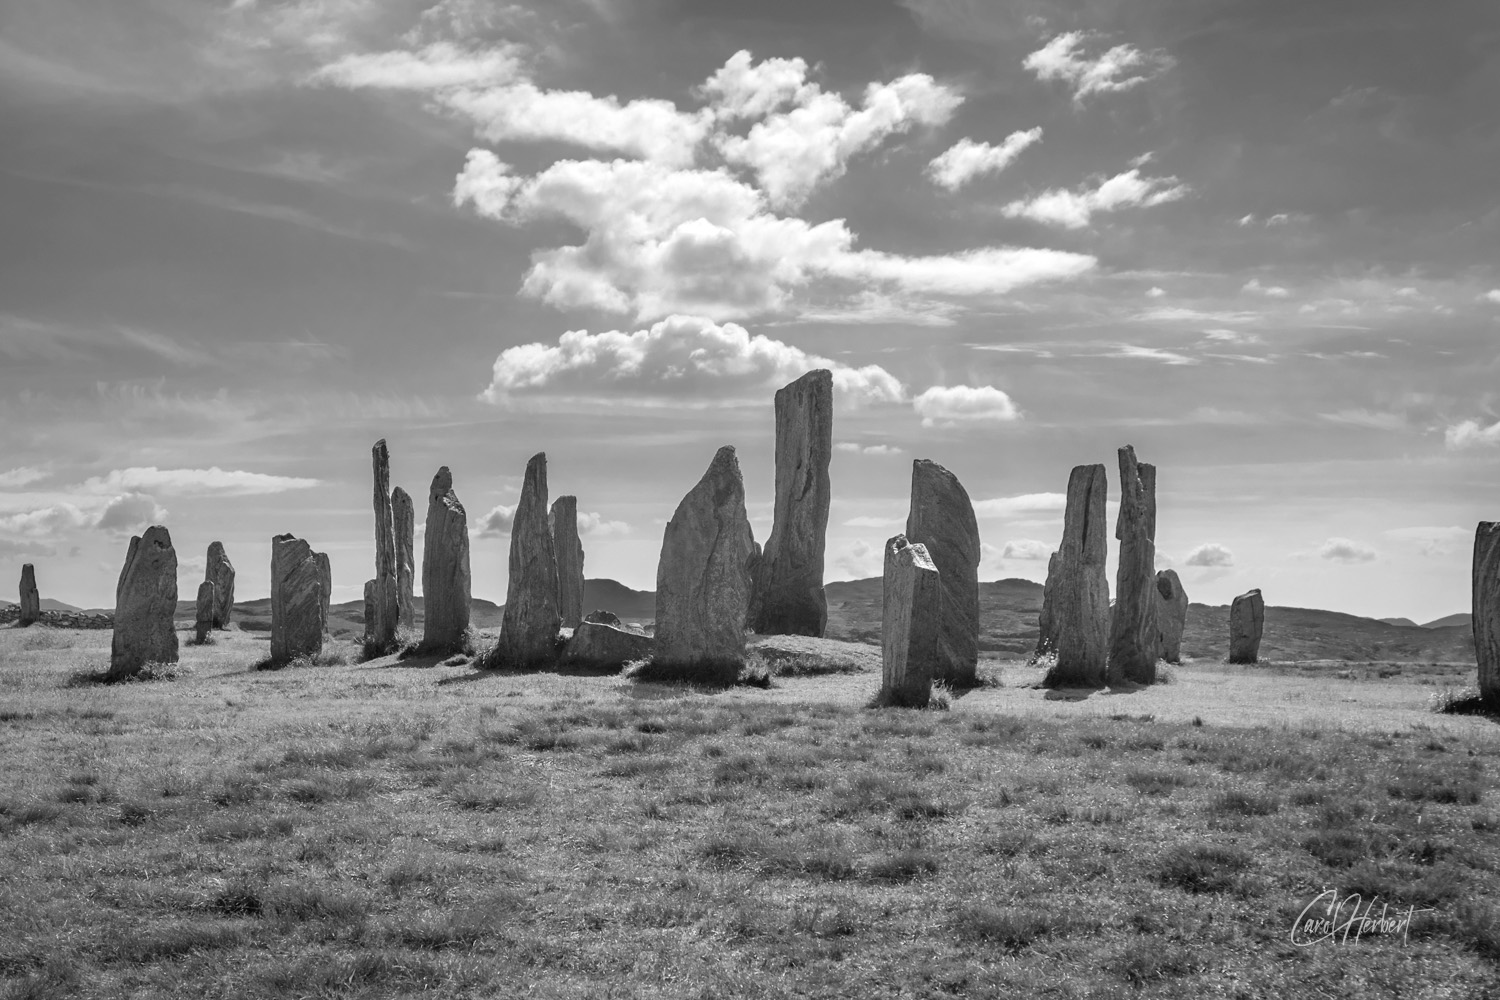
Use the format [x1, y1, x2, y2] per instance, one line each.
[2, 624, 1498, 999]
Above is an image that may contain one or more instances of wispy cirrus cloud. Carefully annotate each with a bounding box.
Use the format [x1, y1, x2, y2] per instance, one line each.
[1023, 32, 1173, 104]
[1001, 169, 1187, 229]
[76, 467, 320, 497]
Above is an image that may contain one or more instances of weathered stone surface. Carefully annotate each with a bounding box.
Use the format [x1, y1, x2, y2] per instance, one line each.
[270, 534, 326, 664]
[1155, 569, 1188, 664]
[368, 440, 399, 650]
[194, 580, 216, 644]
[392, 487, 415, 630]
[1107, 447, 1159, 685]
[363, 579, 375, 633]
[749, 369, 832, 637]
[551, 495, 585, 630]
[880, 534, 941, 708]
[654, 446, 759, 674]
[1035, 550, 1061, 657]
[905, 459, 980, 687]
[563, 620, 653, 668]
[316, 552, 331, 632]
[205, 541, 235, 629]
[422, 467, 471, 653]
[494, 453, 561, 668]
[1229, 589, 1265, 664]
[1476, 523, 1500, 707]
[18, 563, 40, 626]
[109, 526, 179, 679]
[1047, 464, 1111, 687]
[584, 609, 622, 626]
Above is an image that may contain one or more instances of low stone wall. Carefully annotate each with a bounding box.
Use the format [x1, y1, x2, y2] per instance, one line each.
[0, 606, 114, 629]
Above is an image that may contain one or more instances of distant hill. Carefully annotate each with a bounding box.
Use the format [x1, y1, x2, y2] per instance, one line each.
[1422, 613, 1471, 630]
[0, 598, 83, 612]
[826, 577, 1044, 655]
[1380, 617, 1419, 628]
[581, 579, 655, 619]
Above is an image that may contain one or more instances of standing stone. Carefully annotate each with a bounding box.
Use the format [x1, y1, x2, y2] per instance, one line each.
[1476, 523, 1500, 707]
[1229, 589, 1265, 664]
[270, 534, 325, 665]
[551, 495, 585, 630]
[1034, 550, 1061, 657]
[363, 579, 376, 634]
[749, 369, 833, 637]
[654, 446, 759, 677]
[880, 534, 941, 708]
[1155, 569, 1188, 664]
[392, 487, 415, 630]
[368, 440, 399, 650]
[205, 541, 235, 629]
[109, 526, 178, 679]
[315, 552, 331, 635]
[18, 563, 40, 626]
[905, 459, 980, 687]
[494, 453, 561, 668]
[1047, 464, 1111, 688]
[194, 581, 216, 644]
[421, 467, 471, 653]
[1107, 446, 1159, 686]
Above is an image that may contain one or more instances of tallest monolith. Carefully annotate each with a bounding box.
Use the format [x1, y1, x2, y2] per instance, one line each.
[749, 369, 833, 637]
[494, 453, 561, 668]
[1044, 463, 1110, 688]
[368, 440, 399, 650]
[905, 459, 980, 687]
[1107, 446, 1158, 685]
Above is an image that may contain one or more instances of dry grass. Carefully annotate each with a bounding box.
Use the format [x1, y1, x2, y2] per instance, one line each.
[0, 624, 1498, 998]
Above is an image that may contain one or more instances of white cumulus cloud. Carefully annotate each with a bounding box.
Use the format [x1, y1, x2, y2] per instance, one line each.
[0, 466, 47, 489]
[1445, 419, 1500, 449]
[926, 129, 1042, 191]
[1023, 32, 1172, 103]
[476, 504, 515, 537]
[1000, 539, 1051, 560]
[912, 385, 1019, 427]
[972, 493, 1066, 518]
[1001, 169, 1187, 228]
[95, 493, 168, 535]
[577, 511, 630, 537]
[309, 42, 522, 90]
[1319, 537, 1377, 563]
[1483, 290, 1500, 304]
[1242, 278, 1290, 298]
[1184, 543, 1234, 567]
[835, 442, 904, 456]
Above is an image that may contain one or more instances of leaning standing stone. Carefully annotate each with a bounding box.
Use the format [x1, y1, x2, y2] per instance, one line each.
[1228, 589, 1265, 664]
[1047, 464, 1111, 688]
[494, 453, 561, 668]
[653, 446, 759, 678]
[1107, 446, 1159, 685]
[905, 459, 980, 687]
[551, 495, 585, 630]
[18, 563, 40, 626]
[1475, 522, 1500, 707]
[392, 486, 415, 630]
[109, 525, 179, 680]
[205, 541, 235, 629]
[1155, 569, 1189, 664]
[421, 467, 471, 654]
[880, 534, 940, 708]
[750, 369, 833, 637]
[194, 581, 216, 644]
[270, 534, 326, 665]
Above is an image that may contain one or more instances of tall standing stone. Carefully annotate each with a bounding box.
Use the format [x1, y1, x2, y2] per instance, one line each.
[421, 467, 471, 653]
[1047, 464, 1111, 688]
[392, 487, 415, 630]
[368, 440, 399, 650]
[495, 453, 561, 668]
[1034, 550, 1061, 657]
[315, 552, 331, 635]
[551, 495, 585, 630]
[749, 369, 833, 637]
[1155, 569, 1188, 664]
[205, 541, 235, 629]
[270, 534, 326, 665]
[880, 534, 941, 708]
[18, 563, 40, 626]
[654, 446, 759, 677]
[905, 459, 980, 687]
[1107, 446, 1159, 686]
[109, 526, 178, 680]
[194, 581, 216, 644]
[1228, 589, 1265, 664]
[1475, 523, 1500, 707]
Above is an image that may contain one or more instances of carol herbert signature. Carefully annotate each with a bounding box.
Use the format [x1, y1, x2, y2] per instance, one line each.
[1291, 890, 1434, 946]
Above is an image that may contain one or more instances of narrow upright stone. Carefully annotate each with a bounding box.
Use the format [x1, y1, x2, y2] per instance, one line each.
[205, 541, 235, 629]
[109, 526, 179, 680]
[905, 459, 980, 687]
[749, 369, 833, 637]
[880, 534, 941, 708]
[363, 579, 376, 635]
[421, 467, 471, 654]
[494, 453, 561, 668]
[194, 581, 216, 644]
[18, 563, 40, 626]
[654, 446, 759, 676]
[392, 487, 415, 630]
[1228, 589, 1265, 664]
[1155, 569, 1188, 664]
[316, 552, 331, 634]
[1107, 446, 1159, 685]
[551, 495, 585, 630]
[1476, 523, 1500, 707]
[368, 440, 399, 650]
[270, 534, 326, 665]
[1034, 550, 1060, 657]
[1047, 464, 1110, 687]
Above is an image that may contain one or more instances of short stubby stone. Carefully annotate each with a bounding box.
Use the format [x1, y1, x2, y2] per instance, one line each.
[653, 446, 759, 677]
[880, 534, 941, 708]
[270, 533, 327, 665]
[1107, 447, 1159, 686]
[422, 467, 472, 654]
[563, 620, 653, 668]
[1229, 588, 1265, 664]
[1474, 523, 1500, 706]
[392, 486, 415, 630]
[551, 495, 586, 630]
[905, 459, 980, 687]
[584, 609, 622, 626]
[194, 580, 216, 644]
[19, 563, 40, 627]
[1155, 569, 1188, 664]
[495, 453, 561, 668]
[206, 541, 235, 629]
[749, 369, 833, 637]
[110, 525, 179, 679]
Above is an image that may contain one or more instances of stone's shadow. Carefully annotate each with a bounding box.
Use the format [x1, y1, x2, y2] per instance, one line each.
[1043, 687, 1097, 702]
[1437, 695, 1500, 724]
[621, 683, 703, 700]
[1104, 681, 1150, 695]
[432, 660, 630, 687]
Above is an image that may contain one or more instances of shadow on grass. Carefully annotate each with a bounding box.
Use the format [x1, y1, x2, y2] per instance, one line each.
[1043, 687, 1098, 702]
[1436, 693, 1500, 723]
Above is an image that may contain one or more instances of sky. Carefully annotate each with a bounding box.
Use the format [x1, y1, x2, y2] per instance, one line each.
[1, 0, 1498, 623]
